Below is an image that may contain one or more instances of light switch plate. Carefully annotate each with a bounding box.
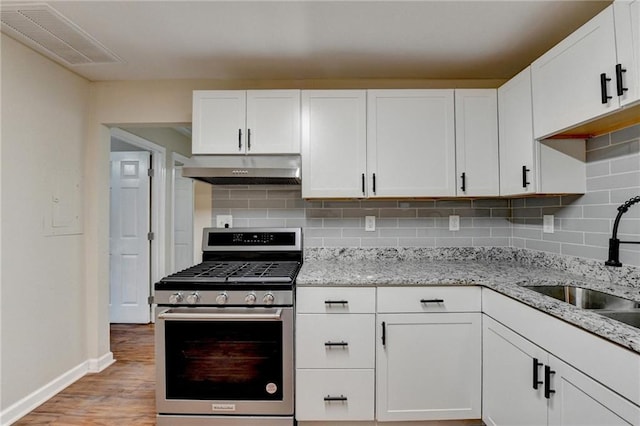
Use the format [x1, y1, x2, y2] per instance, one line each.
[449, 215, 460, 231]
[365, 216, 376, 232]
[216, 215, 232, 228]
[543, 215, 554, 234]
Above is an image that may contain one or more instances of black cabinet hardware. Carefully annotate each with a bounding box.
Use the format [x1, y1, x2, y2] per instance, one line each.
[600, 73, 612, 104]
[324, 300, 348, 305]
[420, 299, 444, 304]
[460, 172, 466, 192]
[238, 129, 242, 150]
[616, 64, 628, 97]
[533, 358, 543, 390]
[324, 341, 349, 347]
[381, 321, 386, 347]
[373, 173, 377, 194]
[522, 165, 530, 188]
[324, 395, 347, 402]
[361, 173, 365, 194]
[247, 128, 252, 151]
[544, 365, 556, 399]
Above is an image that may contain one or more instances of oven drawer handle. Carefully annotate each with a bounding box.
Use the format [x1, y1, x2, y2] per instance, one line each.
[158, 309, 283, 321]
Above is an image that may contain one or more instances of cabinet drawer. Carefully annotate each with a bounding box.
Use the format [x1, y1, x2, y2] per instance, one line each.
[377, 286, 480, 313]
[296, 287, 375, 313]
[296, 314, 375, 369]
[295, 369, 375, 421]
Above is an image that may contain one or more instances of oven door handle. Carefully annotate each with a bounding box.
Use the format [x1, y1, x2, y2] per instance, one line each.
[158, 309, 283, 321]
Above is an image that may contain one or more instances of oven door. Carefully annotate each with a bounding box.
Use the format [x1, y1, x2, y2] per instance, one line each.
[155, 306, 293, 416]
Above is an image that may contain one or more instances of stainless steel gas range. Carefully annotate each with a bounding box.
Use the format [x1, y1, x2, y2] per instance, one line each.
[154, 227, 302, 426]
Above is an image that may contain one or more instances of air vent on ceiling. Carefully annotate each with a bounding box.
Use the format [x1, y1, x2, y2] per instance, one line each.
[0, 3, 121, 66]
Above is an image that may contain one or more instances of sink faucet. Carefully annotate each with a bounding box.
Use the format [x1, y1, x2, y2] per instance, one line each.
[605, 196, 640, 267]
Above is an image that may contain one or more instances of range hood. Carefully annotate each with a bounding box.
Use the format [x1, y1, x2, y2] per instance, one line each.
[181, 155, 301, 185]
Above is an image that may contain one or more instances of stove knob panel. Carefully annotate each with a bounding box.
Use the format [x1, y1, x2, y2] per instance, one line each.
[263, 292, 275, 305]
[186, 292, 200, 305]
[216, 292, 228, 305]
[245, 292, 257, 305]
[169, 292, 184, 305]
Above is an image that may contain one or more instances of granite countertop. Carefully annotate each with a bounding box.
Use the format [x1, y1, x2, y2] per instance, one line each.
[297, 252, 640, 354]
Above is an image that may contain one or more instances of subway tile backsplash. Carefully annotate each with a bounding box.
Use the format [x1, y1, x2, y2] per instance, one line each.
[211, 123, 640, 268]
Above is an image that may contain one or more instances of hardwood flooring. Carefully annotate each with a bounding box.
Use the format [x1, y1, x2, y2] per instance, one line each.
[14, 324, 156, 425]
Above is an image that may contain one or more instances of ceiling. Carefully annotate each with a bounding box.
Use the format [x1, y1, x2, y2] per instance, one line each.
[1, 0, 612, 83]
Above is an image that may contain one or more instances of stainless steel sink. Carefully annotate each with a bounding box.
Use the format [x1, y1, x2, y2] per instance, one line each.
[524, 285, 640, 310]
[599, 311, 640, 328]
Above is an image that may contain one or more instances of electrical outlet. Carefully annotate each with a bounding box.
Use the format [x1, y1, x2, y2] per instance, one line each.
[449, 215, 460, 231]
[365, 216, 376, 232]
[216, 215, 232, 228]
[543, 214, 554, 234]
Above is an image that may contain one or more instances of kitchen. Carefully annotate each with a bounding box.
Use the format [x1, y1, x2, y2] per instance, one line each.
[2, 1, 640, 425]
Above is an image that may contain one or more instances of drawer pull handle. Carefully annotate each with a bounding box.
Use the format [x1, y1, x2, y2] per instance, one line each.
[324, 395, 347, 402]
[325, 300, 349, 305]
[420, 299, 444, 304]
[324, 341, 349, 347]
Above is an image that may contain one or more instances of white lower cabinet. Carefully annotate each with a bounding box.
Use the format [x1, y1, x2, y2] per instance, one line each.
[483, 298, 640, 426]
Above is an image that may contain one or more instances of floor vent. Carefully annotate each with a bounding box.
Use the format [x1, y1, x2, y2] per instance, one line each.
[0, 3, 121, 65]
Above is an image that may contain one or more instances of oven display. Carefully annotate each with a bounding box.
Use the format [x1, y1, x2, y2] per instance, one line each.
[208, 232, 296, 246]
[164, 321, 284, 401]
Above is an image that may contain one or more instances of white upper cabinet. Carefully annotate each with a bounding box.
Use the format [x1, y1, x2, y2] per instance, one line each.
[614, 0, 640, 108]
[367, 90, 456, 197]
[454, 89, 499, 197]
[531, 2, 638, 139]
[301, 90, 367, 199]
[192, 90, 300, 154]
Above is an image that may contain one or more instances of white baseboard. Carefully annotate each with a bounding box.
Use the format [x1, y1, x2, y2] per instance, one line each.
[0, 352, 115, 426]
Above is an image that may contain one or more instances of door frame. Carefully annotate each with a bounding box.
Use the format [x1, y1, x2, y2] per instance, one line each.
[170, 152, 193, 273]
[109, 127, 166, 319]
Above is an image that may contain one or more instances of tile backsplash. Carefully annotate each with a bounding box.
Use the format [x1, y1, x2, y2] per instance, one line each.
[211, 123, 640, 268]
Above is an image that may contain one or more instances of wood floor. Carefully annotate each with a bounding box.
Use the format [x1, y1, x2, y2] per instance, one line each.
[14, 324, 156, 425]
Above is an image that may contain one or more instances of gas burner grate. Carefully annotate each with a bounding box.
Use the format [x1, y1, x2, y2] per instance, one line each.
[163, 261, 300, 283]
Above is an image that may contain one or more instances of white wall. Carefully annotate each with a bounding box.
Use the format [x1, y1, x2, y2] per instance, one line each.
[1, 34, 90, 415]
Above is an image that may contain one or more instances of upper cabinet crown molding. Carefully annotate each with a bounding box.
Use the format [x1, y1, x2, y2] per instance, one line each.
[192, 89, 301, 155]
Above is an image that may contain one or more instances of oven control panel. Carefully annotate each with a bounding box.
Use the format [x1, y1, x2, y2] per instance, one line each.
[155, 290, 293, 307]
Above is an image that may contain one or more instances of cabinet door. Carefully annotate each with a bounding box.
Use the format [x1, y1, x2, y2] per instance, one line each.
[246, 90, 300, 154]
[376, 313, 481, 421]
[454, 89, 499, 196]
[548, 355, 640, 425]
[483, 316, 548, 426]
[192, 90, 246, 154]
[301, 90, 367, 198]
[367, 90, 456, 197]
[615, 0, 640, 107]
[498, 67, 537, 196]
[532, 6, 618, 139]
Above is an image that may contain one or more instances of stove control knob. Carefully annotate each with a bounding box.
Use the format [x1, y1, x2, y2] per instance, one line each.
[186, 292, 200, 305]
[169, 292, 183, 305]
[245, 293, 257, 305]
[263, 292, 275, 305]
[216, 292, 228, 305]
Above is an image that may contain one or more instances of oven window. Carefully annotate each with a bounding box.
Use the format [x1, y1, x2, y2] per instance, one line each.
[164, 320, 283, 401]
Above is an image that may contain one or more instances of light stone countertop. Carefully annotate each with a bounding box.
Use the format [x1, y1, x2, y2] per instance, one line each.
[297, 251, 640, 354]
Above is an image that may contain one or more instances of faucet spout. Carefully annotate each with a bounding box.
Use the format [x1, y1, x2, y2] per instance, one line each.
[605, 195, 640, 267]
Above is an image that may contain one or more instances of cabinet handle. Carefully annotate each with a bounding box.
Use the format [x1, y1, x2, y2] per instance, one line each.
[522, 165, 530, 188]
[381, 321, 386, 347]
[324, 395, 347, 402]
[247, 128, 251, 151]
[420, 299, 444, 304]
[372, 173, 377, 195]
[533, 358, 543, 390]
[238, 129, 242, 151]
[544, 365, 556, 399]
[362, 173, 365, 195]
[324, 341, 349, 347]
[616, 64, 628, 97]
[460, 172, 466, 192]
[324, 300, 348, 305]
[600, 73, 612, 104]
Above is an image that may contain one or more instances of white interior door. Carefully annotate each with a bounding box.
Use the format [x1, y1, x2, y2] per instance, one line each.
[109, 151, 151, 324]
[173, 165, 194, 273]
